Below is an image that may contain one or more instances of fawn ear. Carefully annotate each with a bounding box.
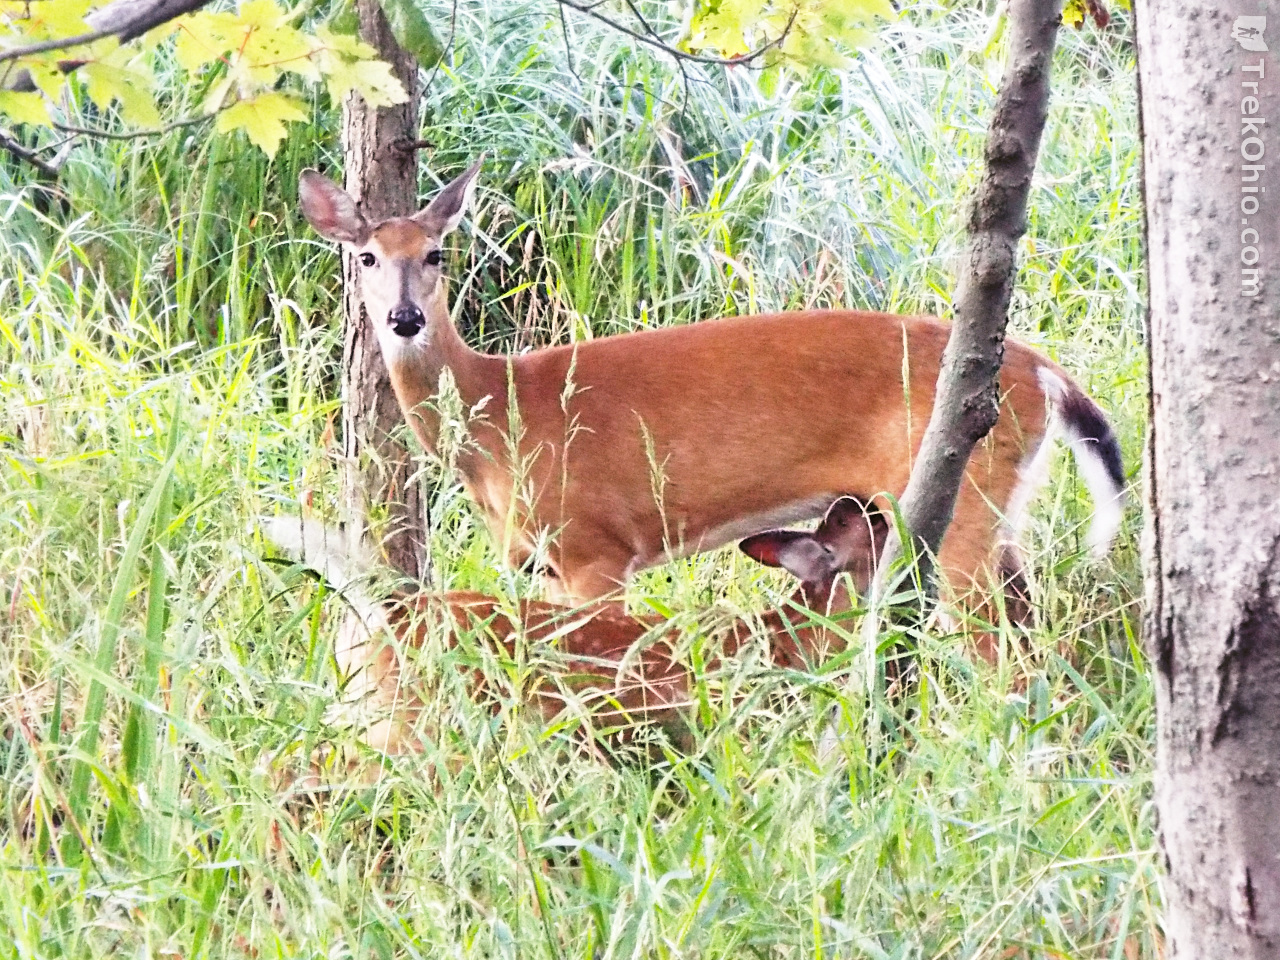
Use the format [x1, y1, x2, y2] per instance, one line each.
[823, 496, 890, 549]
[740, 529, 802, 568]
[740, 530, 833, 584]
[415, 157, 483, 237]
[865, 509, 890, 552]
[298, 171, 369, 245]
[821, 496, 867, 528]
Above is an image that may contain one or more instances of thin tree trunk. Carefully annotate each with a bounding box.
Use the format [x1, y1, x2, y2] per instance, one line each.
[1135, 3, 1280, 956]
[866, 0, 1062, 610]
[340, 0, 427, 580]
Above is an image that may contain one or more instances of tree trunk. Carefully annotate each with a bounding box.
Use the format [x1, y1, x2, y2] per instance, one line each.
[864, 0, 1062, 615]
[1135, 3, 1280, 956]
[340, 0, 427, 581]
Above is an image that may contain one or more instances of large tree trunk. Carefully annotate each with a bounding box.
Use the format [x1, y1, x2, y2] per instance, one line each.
[340, 0, 427, 580]
[1136, 3, 1280, 957]
[863, 0, 1062, 626]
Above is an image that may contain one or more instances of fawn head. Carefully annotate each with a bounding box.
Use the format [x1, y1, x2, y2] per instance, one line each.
[739, 497, 888, 611]
[298, 159, 483, 353]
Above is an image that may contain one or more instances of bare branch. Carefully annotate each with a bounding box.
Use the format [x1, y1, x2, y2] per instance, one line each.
[0, 29, 113, 64]
[388, 137, 434, 155]
[422, 0, 459, 96]
[52, 112, 211, 141]
[0, 128, 59, 176]
[554, 0, 797, 69]
[557, 1, 580, 84]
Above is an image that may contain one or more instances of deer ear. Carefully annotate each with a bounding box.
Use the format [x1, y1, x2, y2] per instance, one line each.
[740, 529, 800, 568]
[415, 157, 483, 237]
[299, 171, 369, 245]
[826, 496, 891, 544]
[865, 508, 890, 546]
[822, 496, 866, 528]
[740, 531, 832, 583]
[774, 539, 835, 584]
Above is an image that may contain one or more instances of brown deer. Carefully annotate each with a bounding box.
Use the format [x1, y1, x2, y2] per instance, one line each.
[262, 497, 888, 762]
[298, 161, 1122, 626]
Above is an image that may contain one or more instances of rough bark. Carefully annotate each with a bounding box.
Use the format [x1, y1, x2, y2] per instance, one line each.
[1135, 3, 1280, 956]
[340, 0, 427, 581]
[870, 0, 1062, 599]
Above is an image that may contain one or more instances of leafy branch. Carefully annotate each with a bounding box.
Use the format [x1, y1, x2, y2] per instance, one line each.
[554, 0, 798, 68]
[0, 0, 409, 160]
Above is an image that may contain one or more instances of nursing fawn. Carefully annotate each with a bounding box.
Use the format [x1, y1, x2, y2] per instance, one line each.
[262, 498, 888, 762]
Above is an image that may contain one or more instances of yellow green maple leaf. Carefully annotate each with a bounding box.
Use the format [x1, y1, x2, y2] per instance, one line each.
[321, 55, 408, 107]
[0, 0, 91, 42]
[689, 15, 748, 57]
[235, 1, 315, 84]
[83, 49, 161, 128]
[691, 0, 747, 57]
[689, 0, 767, 57]
[784, 30, 851, 70]
[214, 90, 307, 156]
[687, 0, 893, 66]
[24, 59, 67, 99]
[0, 90, 51, 126]
[314, 25, 376, 61]
[174, 10, 242, 71]
[236, 0, 289, 31]
[139, 20, 181, 49]
[176, 1, 314, 86]
[201, 76, 235, 116]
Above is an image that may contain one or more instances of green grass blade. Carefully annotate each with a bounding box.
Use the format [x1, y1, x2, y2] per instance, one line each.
[64, 449, 181, 856]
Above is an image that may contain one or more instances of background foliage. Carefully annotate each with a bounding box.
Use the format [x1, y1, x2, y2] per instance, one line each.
[0, 1, 1153, 957]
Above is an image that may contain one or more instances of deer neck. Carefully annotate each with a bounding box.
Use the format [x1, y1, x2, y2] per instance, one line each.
[381, 300, 506, 455]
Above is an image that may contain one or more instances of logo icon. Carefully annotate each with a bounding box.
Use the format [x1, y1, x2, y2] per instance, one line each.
[1234, 16, 1268, 52]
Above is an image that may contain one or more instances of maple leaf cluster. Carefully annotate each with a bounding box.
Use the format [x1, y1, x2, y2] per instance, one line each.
[0, 0, 408, 156]
[686, 0, 897, 70]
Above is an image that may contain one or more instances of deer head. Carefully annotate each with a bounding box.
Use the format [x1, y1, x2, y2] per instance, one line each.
[297, 160, 483, 364]
[738, 496, 889, 611]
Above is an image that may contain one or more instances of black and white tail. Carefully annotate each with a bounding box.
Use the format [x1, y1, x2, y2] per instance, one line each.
[1036, 367, 1126, 557]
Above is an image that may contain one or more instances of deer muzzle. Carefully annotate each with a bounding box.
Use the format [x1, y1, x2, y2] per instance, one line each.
[389, 306, 425, 338]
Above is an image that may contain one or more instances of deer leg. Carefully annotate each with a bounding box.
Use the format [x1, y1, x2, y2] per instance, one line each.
[935, 492, 1007, 664]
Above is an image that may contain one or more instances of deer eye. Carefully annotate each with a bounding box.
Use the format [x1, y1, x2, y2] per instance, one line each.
[425, 249, 442, 267]
[359, 252, 377, 268]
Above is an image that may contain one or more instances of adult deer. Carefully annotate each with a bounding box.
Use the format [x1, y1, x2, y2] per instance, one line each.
[263, 497, 888, 759]
[298, 161, 1123, 617]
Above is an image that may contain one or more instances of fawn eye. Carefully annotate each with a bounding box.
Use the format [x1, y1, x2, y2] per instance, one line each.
[425, 249, 442, 267]
[359, 252, 377, 267]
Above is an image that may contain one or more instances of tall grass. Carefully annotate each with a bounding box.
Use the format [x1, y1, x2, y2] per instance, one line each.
[0, 1, 1154, 957]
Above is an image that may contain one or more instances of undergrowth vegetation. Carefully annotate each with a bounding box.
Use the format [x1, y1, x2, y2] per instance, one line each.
[0, 1, 1154, 957]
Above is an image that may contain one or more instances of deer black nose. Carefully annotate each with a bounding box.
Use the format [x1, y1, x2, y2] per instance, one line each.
[389, 306, 424, 338]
